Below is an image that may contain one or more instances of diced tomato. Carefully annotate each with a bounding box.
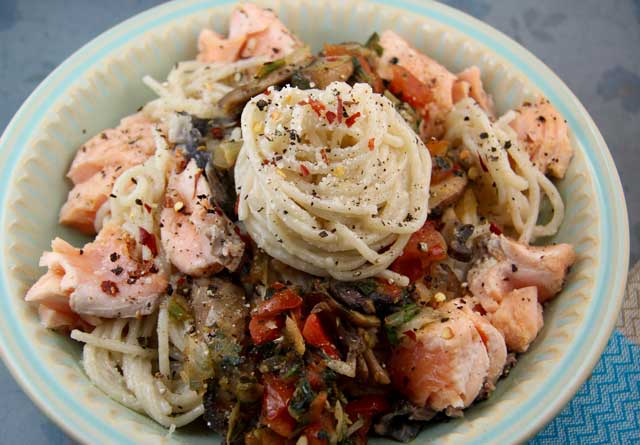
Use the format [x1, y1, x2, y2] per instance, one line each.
[388, 64, 433, 113]
[304, 424, 330, 445]
[345, 395, 390, 419]
[306, 357, 328, 390]
[374, 278, 403, 303]
[262, 374, 297, 438]
[308, 391, 328, 423]
[249, 316, 284, 345]
[303, 392, 333, 445]
[390, 221, 447, 282]
[302, 314, 340, 359]
[255, 288, 303, 319]
[344, 395, 390, 445]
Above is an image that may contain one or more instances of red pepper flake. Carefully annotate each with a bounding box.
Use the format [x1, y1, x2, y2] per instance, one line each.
[368, 138, 375, 151]
[100, 280, 119, 296]
[143, 203, 152, 214]
[307, 98, 326, 116]
[478, 155, 489, 172]
[210, 127, 224, 139]
[489, 222, 502, 235]
[264, 89, 271, 96]
[300, 164, 310, 176]
[320, 148, 329, 163]
[345, 112, 361, 128]
[325, 111, 336, 124]
[139, 227, 158, 257]
[337, 96, 343, 123]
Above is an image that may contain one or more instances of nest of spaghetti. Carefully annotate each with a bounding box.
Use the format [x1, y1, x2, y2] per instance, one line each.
[235, 82, 432, 286]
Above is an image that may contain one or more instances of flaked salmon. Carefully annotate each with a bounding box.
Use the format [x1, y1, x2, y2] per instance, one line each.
[389, 306, 490, 412]
[160, 159, 244, 277]
[467, 234, 575, 352]
[510, 98, 573, 179]
[442, 298, 507, 386]
[379, 30, 456, 139]
[452, 66, 495, 116]
[489, 286, 543, 353]
[197, 3, 301, 63]
[60, 113, 158, 234]
[27, 222, 168, 321]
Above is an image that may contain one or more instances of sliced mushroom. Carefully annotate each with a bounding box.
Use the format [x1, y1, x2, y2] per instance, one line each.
[291, 55, 354, 89]
[191, 277, 248, 356]
[218, 47, 314, 116]
[429, 174, 468, 211]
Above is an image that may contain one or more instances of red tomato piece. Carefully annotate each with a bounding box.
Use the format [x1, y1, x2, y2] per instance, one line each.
[388, 64, 433, 113]
[262, 374, 297, 438]
[254, 288, 303, 319]
[302, 314, 340, 359]
[390, 221, 447, 282]
[249, 316, 283, 345]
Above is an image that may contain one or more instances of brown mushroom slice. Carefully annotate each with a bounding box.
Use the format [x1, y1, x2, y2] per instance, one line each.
[429, 174, 468, 211]
[291, 55, 354, 89]
[218, 47, 314, 116]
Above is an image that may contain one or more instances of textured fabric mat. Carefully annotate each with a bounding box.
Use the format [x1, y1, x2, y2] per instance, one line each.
[530, 262, 640, 445]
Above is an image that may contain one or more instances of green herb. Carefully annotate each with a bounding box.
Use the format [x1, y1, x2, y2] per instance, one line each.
[385, 324, 400, 346]
[322, 367, 337, 384]
[384, 303, 420, 327]
[290, 70, 312, 90]
[365, 32, 384, 56]
[351, 56, 373, 85]
[255, 58, 286, 78]
[288, 378, 315, 420]
[167, 295, 192, 321]
[353, 278, 377, 296]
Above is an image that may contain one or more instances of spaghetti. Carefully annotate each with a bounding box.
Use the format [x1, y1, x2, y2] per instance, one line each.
[444, 98, 564, 243]
[235, 82, 431, 285]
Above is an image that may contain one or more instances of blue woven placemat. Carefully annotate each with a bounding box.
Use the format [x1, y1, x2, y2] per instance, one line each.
[530, 331, 640, 445]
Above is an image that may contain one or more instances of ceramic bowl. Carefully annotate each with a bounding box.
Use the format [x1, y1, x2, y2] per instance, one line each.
[0, 1, 629, 444]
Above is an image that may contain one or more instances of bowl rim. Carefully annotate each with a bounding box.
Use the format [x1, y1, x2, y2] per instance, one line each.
[0, 0, 629, 444]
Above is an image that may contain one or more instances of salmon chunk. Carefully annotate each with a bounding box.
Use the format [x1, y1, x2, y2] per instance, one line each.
[197, 29, 246, 63]
[378, 30, 456, 138]
[489, 287, 543, 353]
[32, 222, 167, 319]
[160, 159, 244, 277]
[197, 3, 301, 63]
[59, 165, 120, 234]
[442, 298, 507, 386]
[509, 98, 573, 179]
[452, 66, 495, 116]
[60, 113, 158, 234]
[467, 234, 575, 352]
[389, 307, 490, 412]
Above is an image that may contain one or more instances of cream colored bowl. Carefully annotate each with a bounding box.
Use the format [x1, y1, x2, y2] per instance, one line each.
[0, 1, 629, 444]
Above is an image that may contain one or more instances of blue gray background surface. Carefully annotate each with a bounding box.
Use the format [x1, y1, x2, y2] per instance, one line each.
[0, 1, 638, 444]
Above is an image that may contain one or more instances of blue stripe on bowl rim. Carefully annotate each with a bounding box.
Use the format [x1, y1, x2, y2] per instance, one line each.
[0, 1, 629, 444]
